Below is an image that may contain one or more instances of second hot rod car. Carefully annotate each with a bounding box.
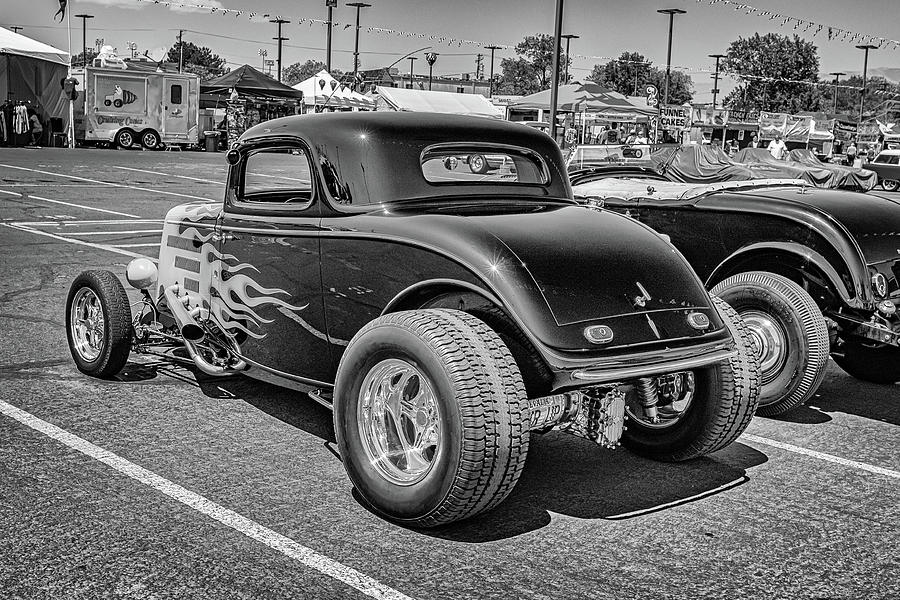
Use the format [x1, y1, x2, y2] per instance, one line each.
[572, 169, 900, 416]
[66, 113, 759, 528]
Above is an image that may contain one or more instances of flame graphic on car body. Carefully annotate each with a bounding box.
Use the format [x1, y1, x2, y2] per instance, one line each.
[158, 202, 309, 341]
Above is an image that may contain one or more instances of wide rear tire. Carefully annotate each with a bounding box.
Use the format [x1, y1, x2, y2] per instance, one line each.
[711, 271, 829, 416]
[622, 296, 761, 462]
[333, 309, 529, 527]
[65, 270, 132, 378]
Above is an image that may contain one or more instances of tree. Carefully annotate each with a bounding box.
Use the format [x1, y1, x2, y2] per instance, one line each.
[819, 74, 900, 119]
[282, 60, 344, 87]
[166, 40, 228, 81]
[496, 34, 571, 95]
[721, 33, 823, 113]
[70, 48, 99, 68]
[588, 51, 693, 104]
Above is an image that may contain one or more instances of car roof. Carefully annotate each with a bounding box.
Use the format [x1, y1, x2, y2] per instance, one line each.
[238, 112, 570, 204]
[877, 149, 900, 155]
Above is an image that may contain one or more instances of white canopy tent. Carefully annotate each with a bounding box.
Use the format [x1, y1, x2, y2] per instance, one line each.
[374, 86, 502, 119]
[292, 70, 375, 110]
[1, 27, 70, 144]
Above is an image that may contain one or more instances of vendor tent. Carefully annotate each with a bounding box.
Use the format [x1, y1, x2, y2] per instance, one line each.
[293, 71, 374, 110]
[1, 27, 70, 141]
[201, 65, 304, 101]
[509, 82, 656, 117]
[374, 86, 502, 118]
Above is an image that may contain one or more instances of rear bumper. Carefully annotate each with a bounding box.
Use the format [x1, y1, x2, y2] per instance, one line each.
[551, 338, 737, 388]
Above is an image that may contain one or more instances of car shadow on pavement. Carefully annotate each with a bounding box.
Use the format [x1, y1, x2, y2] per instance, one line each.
[423, 433, 768, 542]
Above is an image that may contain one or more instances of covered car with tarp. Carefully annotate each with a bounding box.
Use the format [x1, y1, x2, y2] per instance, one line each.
[734, 148, 835, 187]
[647, 145, 759, 183]
[789, 149, 877, 192]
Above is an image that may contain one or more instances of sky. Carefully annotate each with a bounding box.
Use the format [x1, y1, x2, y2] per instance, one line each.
[4, 0, 898, 103]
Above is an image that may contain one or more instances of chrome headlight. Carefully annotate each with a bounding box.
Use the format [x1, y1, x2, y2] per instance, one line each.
[872, 273, 888, 298]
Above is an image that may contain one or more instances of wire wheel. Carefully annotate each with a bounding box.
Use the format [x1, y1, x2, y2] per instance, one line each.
[357, 358, 441, 486]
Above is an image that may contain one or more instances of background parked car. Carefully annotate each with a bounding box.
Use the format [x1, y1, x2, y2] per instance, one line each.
[572, 169, 900, 415]
[863, 149, 900, 192]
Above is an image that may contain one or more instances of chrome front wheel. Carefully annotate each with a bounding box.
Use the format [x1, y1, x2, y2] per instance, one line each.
[357, 358, 441, 486]
[70, 288, 105, 362]
[742, 309, 788, 380]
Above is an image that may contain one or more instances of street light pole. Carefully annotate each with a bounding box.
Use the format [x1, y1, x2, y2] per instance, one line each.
[270, 18, 290, 82]
[709, 53, 725, 108]
[347, 2, 371, 79]
[325, 0, 336, 72]
[855, 44, 877, 131]
[657, 8, 686, 105]
[549, 0, 565, 142]
[74, 14, 94, 67]
[560, 34, 579, 84]
[829, 71, 845, 116]
[407, 56, 417, 88]
[484, 45, 501, 98]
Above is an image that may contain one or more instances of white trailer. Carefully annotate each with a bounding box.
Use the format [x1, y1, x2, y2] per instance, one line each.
[72, 62, 199, 149]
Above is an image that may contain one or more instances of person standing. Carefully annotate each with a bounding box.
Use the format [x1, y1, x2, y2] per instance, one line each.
[29, 112, 43, 146]
[767, 133, 787, 160]
[749, 134, 760, 148]
[845, 140, 857, 166]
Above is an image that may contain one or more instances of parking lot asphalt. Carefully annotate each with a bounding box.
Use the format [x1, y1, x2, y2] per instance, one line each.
[1, 147, 898, 600]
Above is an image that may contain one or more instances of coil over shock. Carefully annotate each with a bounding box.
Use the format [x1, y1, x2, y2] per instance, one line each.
[635, 377, 660, 423]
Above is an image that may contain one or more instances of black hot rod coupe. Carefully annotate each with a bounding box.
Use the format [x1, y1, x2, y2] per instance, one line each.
[66, 113, 759, 527]
[572, 170, 900, 416]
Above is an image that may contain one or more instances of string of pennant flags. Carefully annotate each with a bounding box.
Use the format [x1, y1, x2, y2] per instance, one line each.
[697, 0, 899, 51]
[135, 0, 898, 56]
[132, 0, 899, 97]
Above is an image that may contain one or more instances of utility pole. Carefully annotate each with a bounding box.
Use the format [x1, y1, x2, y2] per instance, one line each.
[560, 34, 579, 84]
[177, 29, 184, 73]
[549, 0, 564, 142]
[347, 2, 371, 79]
[270, 18, 290, 82]
[856, 44, 878, 132]
[75, 14, 94, 67]
[325, 0, 337, 72]
[10, 26, 23, 34]
[407, 56, 417, 88]
[485, 45, 501, 98]
[425, 52, 438, 90]
[475, 53, 484, 80]
[829, 72, 845, 116]
[657, 8, 686, 105]
[709, 53, 725, 108]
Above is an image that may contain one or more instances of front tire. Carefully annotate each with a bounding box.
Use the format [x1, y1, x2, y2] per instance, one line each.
[115, 129, 135, 150]
[334, 309, 529, 528]
[882, 179, 899, 192]
[711, 271, 830, 416]
[65, 270, 132, 378]
[622, 296, 761, 461]
[833, 341, 900, 384]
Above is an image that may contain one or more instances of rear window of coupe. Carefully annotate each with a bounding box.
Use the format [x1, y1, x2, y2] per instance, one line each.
[421, 145, 549, 185]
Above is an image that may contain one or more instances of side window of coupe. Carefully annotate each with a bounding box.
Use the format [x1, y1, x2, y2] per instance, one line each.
[241, 147, 315, 204]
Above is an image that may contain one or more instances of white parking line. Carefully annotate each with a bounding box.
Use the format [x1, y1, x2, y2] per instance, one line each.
[0, 163, 217, 202]
[112, 243, 161, 248]
[0, 399, 414, 600]
[13, 219, 165, 227]
[29, 195, 142, 219]
[65, 230, 162, 236]
[1, 188, 141, 218]
[742, 434, 900, 479]
[113, 165, 222, 185]
[3, 223, 156, 261]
